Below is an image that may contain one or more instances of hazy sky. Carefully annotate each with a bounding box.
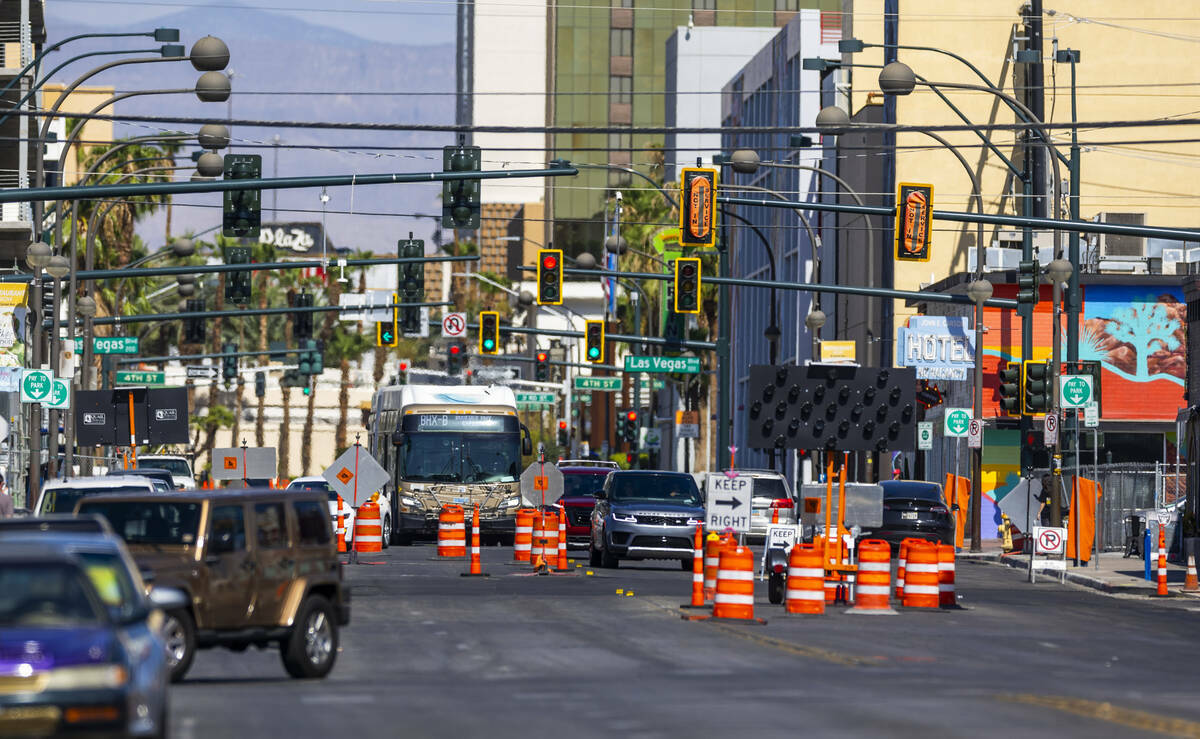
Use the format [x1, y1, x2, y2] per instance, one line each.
[46, 0, 456, 46]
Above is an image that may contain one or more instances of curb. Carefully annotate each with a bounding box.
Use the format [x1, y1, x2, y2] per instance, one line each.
[969, 552, 1160, 595]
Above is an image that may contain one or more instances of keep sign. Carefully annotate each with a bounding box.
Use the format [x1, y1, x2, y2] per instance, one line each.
[705, 475, 751, 533]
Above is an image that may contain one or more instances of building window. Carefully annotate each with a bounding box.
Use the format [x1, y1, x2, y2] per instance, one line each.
[620, 0, 633, 6]
[693, 0, 716, 10]
[610, 28, 632, 57]
[774, 0, 797, 9]
[609, 75, 632, 104]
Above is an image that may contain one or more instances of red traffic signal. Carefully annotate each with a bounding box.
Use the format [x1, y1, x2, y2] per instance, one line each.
[450, 345, 461, 355]
[541, 254, 557, 269]
[626, 410, 637, 422]
[399, 361, 409, 371]
[536, 352, 548, 362]
[558, 420, 567, 431]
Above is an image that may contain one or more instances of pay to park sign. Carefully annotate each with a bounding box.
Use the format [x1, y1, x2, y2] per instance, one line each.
[1060, 374, 1094, 409]
[943, 407, 971, 438]
[20, 369, 53, 403]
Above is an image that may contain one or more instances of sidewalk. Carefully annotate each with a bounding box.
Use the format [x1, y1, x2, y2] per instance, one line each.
[959, 543, 1200, 598]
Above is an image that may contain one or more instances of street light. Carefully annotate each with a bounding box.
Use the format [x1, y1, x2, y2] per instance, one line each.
[878, 61, 916, 95]
[197, 123, 231, 150]
[26, 241, 51, 270]
[76, 296, 97, 318]
[196, 152, 224, 178]
[604, 234, 627, 255]
[814, 105, 850, 132]
[45, 256, 70, 280]
[806, 309, 826, 333]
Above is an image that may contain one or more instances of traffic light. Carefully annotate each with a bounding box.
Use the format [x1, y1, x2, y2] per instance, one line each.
[663, 282, 683, 342]
[673, 257, 700, 314]
[377, 319, 398, 347]
[398, 359, 410, 385]
[1017, 258, 1042, 308]
[1022, 359, 1050, 415]
[584, 320, 604, 363]
[224, 246, 252, 304]
[282, 369, 302, 389]
[294, 292, 313, 340]
[222, 153, 262, 237]
[254, 371, 266, 398]
[222, 342, 237, 382]
[298, 339, 323, 377]
[442, 145, 481, 229]
[998, 362, 1022, 416]
[397, 237, 424, 335]
[478, 311, 500, 354]
[537, 249, 563, 305]
[557, 420, 568, 447]
[1020, 429, 1045, 475]
[447, 343, 463, 376]
[39, 276, 54, 328]
[621, 410, 639, 443]
[534, 351, 549, 381]
[183, 299, 206, 343]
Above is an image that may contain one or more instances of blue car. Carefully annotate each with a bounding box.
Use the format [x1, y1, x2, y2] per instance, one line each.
[0, 536, 186, 738]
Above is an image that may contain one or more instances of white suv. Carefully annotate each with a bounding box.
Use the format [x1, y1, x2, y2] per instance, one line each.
[138, 454, 196, 489]
[286, 476, 393, 548]
[36, 476, 157, 516]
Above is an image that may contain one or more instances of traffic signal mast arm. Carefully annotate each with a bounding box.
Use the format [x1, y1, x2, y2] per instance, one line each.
[432, 319, 718, 352]
[87, 299, 453, 328]
[0, 164, 580, 204]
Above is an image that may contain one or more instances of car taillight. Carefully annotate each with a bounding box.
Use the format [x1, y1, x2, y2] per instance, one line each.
[773, 563, 785, 574]
[931, 505, 949, 516]
[769, 499, 794, 509]
[882, 503, 893, 511]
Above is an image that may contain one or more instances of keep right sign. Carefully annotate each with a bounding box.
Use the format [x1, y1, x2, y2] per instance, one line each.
[705, 475, 751, 533]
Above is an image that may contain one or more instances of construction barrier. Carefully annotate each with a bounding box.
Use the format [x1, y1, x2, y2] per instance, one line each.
[937, 543, 957, 608]
[1157, 524, 1168, 597]
[713, 545, 756, 620]
[514, 508, 535, 562]
[335, 495, 347, 554]
[556, 508, 568, 572]
[785, 544, 825, 615]
[532, 511, 559, 570]
[901, 541, 939, 608]
[353, 502, 383, 555]
[895, 539, 909, 599]
[437, 505, 467, 558]
[689, 526, 704, 607]
[850, 539, 894, 614]
[703, 534, 726, 600]
[467, 505, 483, 575]
[1185, 547, 1200, 593]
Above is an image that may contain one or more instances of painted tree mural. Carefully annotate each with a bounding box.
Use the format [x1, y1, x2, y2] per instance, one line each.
[1105, 301, 1181, 379]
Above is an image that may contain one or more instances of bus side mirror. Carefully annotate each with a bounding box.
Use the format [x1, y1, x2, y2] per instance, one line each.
[521, 425, 532, 456]
[392, 431, 405, 446]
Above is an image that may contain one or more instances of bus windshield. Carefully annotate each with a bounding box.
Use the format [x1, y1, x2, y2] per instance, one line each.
[400, 432, 521, 484]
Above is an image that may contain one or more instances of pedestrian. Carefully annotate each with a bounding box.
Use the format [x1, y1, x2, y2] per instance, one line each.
[1037, 473, 1067, 526]
[0, 473, 13, 519]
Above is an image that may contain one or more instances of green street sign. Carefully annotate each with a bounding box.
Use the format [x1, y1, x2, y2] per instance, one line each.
[46, 378, 71, 409]
[20, 369, 54, 403]
[517, 402, 555, 411]
[515, 391, 556, 406]
[652, 379, 665, 390]
[623, 355, 700, 374]
[574, 377, 622, 392]
[943, 407, 971, 438]
[115, 371, 166, 387]
[576, 393, 592, 404]
[1060, 374, 1094, 409]
[93, 336, 139, 355]
[73, 337, 83, 354]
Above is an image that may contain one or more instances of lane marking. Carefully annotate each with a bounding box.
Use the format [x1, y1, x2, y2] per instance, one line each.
[998, 694, 1200, 738]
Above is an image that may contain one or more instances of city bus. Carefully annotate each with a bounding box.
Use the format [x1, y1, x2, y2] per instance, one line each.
[368, 384, 532, 544]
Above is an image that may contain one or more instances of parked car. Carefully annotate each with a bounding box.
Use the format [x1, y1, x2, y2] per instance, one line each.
[108, 467, 177, 493]
[286, 476, 359, 547]
[77, 488, 351, 681]
[558, 464, 614, 549]
[857, 480, 955, 548]
[0, 539, 186, 738]
[137, 454, 196, 489]
[589, 470, 705, 570]
[35, 477, 157, 517]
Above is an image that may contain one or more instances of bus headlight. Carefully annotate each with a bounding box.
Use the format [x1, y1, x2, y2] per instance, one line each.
[502, 496, 520, 509]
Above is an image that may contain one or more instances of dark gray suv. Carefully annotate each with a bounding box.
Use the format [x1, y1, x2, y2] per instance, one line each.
[589, 471, 704, 570]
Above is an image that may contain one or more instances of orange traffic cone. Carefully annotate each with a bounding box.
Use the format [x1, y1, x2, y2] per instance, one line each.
[461, 505, 488, 577]
[335, 495, 347, 554]
[1184, 550, 1199, 593]
[688, 525, 704, 608]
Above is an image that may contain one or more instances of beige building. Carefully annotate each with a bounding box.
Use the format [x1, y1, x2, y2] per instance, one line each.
[846, 1, 1200, 351]
[40, 84, 115, 186]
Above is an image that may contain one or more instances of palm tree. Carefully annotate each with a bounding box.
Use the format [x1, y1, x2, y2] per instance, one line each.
[299, 265, 343, 474]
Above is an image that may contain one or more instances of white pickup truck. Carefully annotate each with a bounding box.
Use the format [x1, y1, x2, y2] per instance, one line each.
[138, 454, 196, 490]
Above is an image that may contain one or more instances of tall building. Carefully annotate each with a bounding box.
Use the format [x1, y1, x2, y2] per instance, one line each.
[548, 0, 840, 253]
[0, 0, 44, 260]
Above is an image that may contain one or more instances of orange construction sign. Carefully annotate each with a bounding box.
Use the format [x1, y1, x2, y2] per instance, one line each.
[336, 467, 355, 485]
[533, 475, 548, 491]
[223, 456, 238, 470]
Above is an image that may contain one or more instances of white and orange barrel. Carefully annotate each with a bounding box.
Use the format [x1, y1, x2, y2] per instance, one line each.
[514, 508, 535, 562]
[785, 544, 825, 615]
[901, 541, 940, 608]
[713, 545, 756, 620]
[851, 539, 893, 613]
[353, 502, 382, 554]
[937, 543, 957, 608]
[437, 504, 467, 558]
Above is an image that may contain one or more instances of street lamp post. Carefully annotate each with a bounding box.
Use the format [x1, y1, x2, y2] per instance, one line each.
[25, 242, 51, 496]
[43, 256, 69, 479]
[966, 278, 993, 550]
[1046, 258, 1073, 528]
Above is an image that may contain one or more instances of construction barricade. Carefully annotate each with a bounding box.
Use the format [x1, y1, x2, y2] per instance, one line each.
[702, 534, 729, 600]
[784, 544, 825, 615]
[713, 545, 757, 621]
[901, 541, 940, 609]
[937, 543, 958, 608]
[334, 495, 348, 554]
[461, 505, 488, 577]
[353, 502, 383, 557]
[514, 508, 535, 562]
[849, 539, 895, 615]
[687, 526, 705, 608]
[556, 508, 569, 572]
[1185, 542, 1199, 593]
[437, 504, 467, 558]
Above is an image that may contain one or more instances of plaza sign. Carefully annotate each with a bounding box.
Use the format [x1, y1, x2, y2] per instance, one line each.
[897, 316, 974, 381]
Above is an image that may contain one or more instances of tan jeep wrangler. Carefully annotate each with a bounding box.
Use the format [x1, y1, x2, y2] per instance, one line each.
[77, 489, 351, 681]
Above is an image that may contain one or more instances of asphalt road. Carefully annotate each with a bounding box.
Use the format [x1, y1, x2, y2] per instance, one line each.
[170, 544, 1200, 738]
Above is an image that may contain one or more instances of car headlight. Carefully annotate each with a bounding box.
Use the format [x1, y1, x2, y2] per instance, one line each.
[611, 513, 637, 523]
[43, 664, 128, 690]
[502, 496, 520, 509]
[400, 496, 420, 507]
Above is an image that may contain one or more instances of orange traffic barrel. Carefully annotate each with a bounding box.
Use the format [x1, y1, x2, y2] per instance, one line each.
[901, 541, 940, 608]
[713, 545, 756, 620]
[896, 538, 917, 599]
[850, 539, 895, 614]
[468, 505, 483, 575]
[538, 511, 560, 568]
[437, 504, 467, 557]
[785, 544, 825, 615]
[514, 508, 535, 562]
[703, 535, 723, 599]
[689, 526, 704, 607]
[1185, 549, 1199, 593]
[555, 508, 569, 571]
[937, 543, 957, 608]
[353, 502, 383, 555]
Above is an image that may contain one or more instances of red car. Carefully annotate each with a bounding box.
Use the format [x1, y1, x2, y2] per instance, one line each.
[558, 462, 618, 548]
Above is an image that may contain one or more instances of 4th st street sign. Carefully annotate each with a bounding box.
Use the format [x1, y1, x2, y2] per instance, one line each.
[1060, 374, 1094, 409]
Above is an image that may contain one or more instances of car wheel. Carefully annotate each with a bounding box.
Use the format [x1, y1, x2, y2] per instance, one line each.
[281, 596, 339, 679]
[381, 516, 391, 549]
[162, 608, 196, 683]
[768, 572, 785, 605]
[588, 540, 602, 567]
[600, 540, 619, 569]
